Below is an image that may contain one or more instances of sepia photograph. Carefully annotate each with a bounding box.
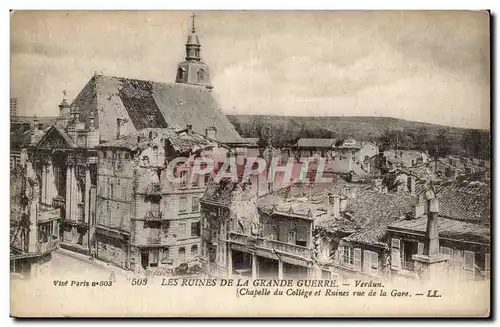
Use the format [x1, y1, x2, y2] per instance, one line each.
[9, 10, 491, 317]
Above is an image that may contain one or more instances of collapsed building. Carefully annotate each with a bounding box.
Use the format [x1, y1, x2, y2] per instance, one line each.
[199, 169, 491, 283]
[95, 126, 229, 273]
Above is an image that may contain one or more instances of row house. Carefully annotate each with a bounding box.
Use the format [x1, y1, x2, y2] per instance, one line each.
[387, 181, 490, 282]
[95, 126, 222, 273]
[313, 184, 419, 282]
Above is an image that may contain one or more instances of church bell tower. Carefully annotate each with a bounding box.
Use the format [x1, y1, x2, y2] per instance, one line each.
[175, 13, 213, 90]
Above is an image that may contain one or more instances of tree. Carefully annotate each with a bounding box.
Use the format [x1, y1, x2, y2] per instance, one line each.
[427, 129, 451, 159]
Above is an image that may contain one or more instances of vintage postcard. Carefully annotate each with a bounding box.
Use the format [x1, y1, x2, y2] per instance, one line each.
[10, 10, 491, 317]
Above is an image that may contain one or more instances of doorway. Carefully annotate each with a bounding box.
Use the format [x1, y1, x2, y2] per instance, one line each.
[141, 251, 149, 270]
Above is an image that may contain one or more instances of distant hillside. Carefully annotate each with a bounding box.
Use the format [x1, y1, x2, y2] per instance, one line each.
[227, 115, 490, 159]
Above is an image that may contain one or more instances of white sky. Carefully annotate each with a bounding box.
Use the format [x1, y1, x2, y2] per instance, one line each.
[10, 10, 490, 129]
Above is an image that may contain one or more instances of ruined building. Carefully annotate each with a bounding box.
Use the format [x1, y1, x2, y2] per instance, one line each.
[95, 126, 225, 273]
[10, 14, 248, 274]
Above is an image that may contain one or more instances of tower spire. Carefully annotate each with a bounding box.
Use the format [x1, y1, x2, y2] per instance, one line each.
[175, 12, 213, 90]
[191, 12, 196, 33]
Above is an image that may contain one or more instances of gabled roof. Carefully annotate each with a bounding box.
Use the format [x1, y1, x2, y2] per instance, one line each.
[71, 74, 245, 144]
[35, 125, 76, 148]
[295, 138, 336, 148]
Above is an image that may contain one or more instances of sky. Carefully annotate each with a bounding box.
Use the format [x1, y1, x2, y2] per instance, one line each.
[10, 10, 490, 129]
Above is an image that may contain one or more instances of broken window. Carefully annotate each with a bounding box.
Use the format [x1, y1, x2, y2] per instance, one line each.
[179, 197, 187, 213]
[191, 222, 200, 237]
[191, 244, 198, 257]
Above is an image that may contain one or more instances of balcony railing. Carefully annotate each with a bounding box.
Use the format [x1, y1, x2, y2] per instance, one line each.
[258, 238, 312, 259]
[147, 236, 161, 245]
[229, 232, 249, 245]
[228, 232, 311, 260]
[145, 211, 162, 221]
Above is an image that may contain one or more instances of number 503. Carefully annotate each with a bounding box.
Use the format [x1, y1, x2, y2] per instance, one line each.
[131, 278, 148, 286]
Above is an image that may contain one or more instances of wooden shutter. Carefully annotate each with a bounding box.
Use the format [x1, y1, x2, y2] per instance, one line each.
[418, 242, 424, 255]
[464, 251, 475, 281]
[338, 246, 344, 265]
[391, 238, 401, 270]
[354, 248, 362, 271]
[371, 251, 379, 273]
[363, 250, 370, 273]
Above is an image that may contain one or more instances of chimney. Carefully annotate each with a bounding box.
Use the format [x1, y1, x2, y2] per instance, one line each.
[414, 203, 425, 218]
[331, 194, 340, 217]
[408, 176, 416, 195]
[424, 195, 440, 257]
[187, 124, 193, 132]
[116, 117, 127, 139]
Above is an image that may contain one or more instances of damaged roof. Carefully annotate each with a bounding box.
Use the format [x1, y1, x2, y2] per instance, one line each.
[201, 178, 251, 207]
[97, 126, 214, 154]
[319, 185, 419, 247]
[258, 178, 348, 219]
[70, 74, 246, 144]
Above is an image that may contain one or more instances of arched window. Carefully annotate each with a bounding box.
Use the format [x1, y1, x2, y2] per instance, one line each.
[191, 244, 198, 257]
[197, 69, 205, 82]
[177, 67, 186, 82]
